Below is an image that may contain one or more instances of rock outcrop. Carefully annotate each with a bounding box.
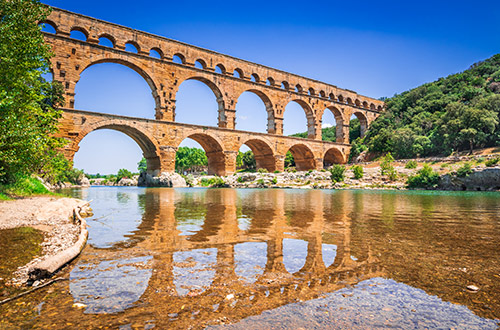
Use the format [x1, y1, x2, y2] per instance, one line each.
[138, 172, 187, 187]
[438, 168, 500, 191]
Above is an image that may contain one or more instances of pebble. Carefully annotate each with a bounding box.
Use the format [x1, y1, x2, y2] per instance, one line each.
[466, 285, 479, 292]
[72, 302, 87, 309]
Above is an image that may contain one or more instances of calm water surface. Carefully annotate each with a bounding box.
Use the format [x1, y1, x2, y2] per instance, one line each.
[1, 187, 499, 329]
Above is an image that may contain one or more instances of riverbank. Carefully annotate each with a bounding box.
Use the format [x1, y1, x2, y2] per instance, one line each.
[0, 197, 89, 286]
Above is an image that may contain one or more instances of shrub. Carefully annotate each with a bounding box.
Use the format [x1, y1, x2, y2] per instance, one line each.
[271, 177, 277, 184]
[352, 165, 364, 179]
[330, 165, 346, 183]
[485, 157, 500, 167]
[407, 164, 440, 189]
[405, 160, 418, 169]
[200, 177, 225, 187]
[387, 167, 398, 181]
[257, 168, 268, 173]
[456, 163, 473, 177]
[476, 157, 485, 163]
[274, 170, 281, 173]
[380, 153, 395, 176]
[257, 178, 265, 185]
[237, 176, 244, 183]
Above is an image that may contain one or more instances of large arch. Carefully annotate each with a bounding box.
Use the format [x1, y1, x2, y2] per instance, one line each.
[323, 106, 345, 143]
[177, 133, 226, 176]
[283, 100, 316, 139]
[174, 76, 226, 128]
[235, 89, 275, 134]
[323, 147, 345, 168]
[286, 143, 317, 171]
[351, 111, 368, 138]
[76, 58, 161, 118]
[69, 121, 162, 175]
[239, 138, 276, 172]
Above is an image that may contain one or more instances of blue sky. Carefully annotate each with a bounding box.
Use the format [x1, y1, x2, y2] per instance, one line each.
[41, 0, 500, 174]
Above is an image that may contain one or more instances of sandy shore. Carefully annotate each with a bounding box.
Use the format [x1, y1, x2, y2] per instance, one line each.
[0, 196, 87, 284]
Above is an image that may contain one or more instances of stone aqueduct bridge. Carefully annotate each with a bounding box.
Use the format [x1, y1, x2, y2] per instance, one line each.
[43, 7, 384, 175]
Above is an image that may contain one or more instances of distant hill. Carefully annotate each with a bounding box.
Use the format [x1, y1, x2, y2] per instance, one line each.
[363, 54, 500, 158]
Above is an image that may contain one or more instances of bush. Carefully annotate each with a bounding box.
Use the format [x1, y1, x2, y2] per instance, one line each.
[271, 177, 277, 184]
[274, 170, 281, 173]
[330, 165, 346, 183]
[456, 163, 473, 177]
[237, 176, 244, 183]
[380, 153, 395, 175]
[387, 167, 398, 181]
[352, 165, 364, 179]
[200, 177, 225, 187]
[257, 178, 265, 185]
[407, 164, 440, 189]
[257, 168, 268, 173]
[0, 175, 50, 198]
[485, 157, 500, 167]
[405, 160, 418, 169]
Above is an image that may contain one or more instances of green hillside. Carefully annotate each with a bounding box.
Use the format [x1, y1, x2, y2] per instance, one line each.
[364, 54, 500, 158]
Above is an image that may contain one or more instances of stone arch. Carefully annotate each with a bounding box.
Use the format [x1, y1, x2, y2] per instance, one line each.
[215, 64, 226, 74]
[323, 147, 345, 167]
[149, 47, 163, 59]
[78, 58, 161, 118]
[39, 20, 58, 33]
[352, 111, 368, 138]
[178, 133, 226, 176]
[172, 53, 185, 64]
[250, 73, 260, 83]
[287, 143, 316, 171]
[125, 41, 141, 53]
[284, 99, 316, 139]
[194, 58, 207, 69]
[69, 120, 162, 175]
[175, 76, 226, 127]
[98, 33, 116, 48]
[236, 89, 275, 134]
[239, 138, 276, 172]
[323, 106, 345, 143]
[69, 26, 88, 41]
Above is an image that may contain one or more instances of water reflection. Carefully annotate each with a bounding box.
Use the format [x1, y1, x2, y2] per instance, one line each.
[6, 188, 498, 329]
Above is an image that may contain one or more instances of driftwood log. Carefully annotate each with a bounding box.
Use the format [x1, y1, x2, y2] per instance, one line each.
[28, 203, 89, 280]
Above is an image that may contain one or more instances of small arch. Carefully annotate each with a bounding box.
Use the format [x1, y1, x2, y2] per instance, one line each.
[125, 42, 140, 53]
[98, 34, 115, 48]
[233, 68, 244, 78]
[266, 77, 274, 86]
[354, 99, 361, 107]
[337, 95, 344, 103]
[323, 148, 344, 167]
[281, 81, 289, 90]
[194, 59, 207, 69]
[295, 84, 303, 93]
[362, 101, 369, 109]
[308, 88, 315, 96]
[319, 91, 326, 98]
[240, 139, 276, 172]
[39, 20, 57, 34]
[377, 105, 383, 111]
[172, 53, 185, 64]
[347, 97, 354, 105]
[149, 48, 163, 59]
[250, 73, 260, 83]
[329, 93, 335, 100]
[287, 144, 316, 171]
[215, 64, 226, 74]
[370, 103, 376, 110]
[178, 133, 226, 176]
[70, 27, 88, 41]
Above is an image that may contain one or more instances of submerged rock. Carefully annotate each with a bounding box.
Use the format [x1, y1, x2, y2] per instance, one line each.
[138, 172, 187, 187]
[439, 168, 500, 191]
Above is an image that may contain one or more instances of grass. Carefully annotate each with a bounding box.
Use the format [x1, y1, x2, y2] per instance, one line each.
[0, 176, 53, 199]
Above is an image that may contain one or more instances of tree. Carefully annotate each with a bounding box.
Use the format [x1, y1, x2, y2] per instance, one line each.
[285, 151, 295, 168]
[175, 147, 207, 173]
[0, 0, 64, 184]
[137, 157, 147, 173]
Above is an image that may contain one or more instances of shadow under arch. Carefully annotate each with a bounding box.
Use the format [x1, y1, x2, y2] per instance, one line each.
[175, 76, 226, 127]
[324, 147, 345, 167]
[239, 138, 276, 172]
[77, 58, 161, 118]
[178, 133, 226, 176]
[236, 89, 275, 134]
[71, 121, 162, 175]
[351, 111, 368, 138]
[287, 143, 317, 171]
[284, 99, 316, 139]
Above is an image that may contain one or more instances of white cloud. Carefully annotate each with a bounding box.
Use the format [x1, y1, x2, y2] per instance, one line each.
[322, 123, 333, 128]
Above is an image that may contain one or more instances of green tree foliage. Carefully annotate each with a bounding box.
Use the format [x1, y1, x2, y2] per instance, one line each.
[455, 162, 473, 177]
[175, 147, 207, 173]
[137, 157, 147, 173]
[405, 160, 418, 169]
[285, 151, 295, 168]
[330, 165, 346, 183]
[351, 165, 364, 179]
[116, 168, 133, 181]
[0, 1, 66, 184]
[407, 164, 440, 189]
[364, 54, 500, 158]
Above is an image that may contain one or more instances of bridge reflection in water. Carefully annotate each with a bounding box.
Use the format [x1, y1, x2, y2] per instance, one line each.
[9, 188, 500, 329]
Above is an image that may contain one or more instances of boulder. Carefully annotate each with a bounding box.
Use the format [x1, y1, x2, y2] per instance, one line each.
[138, 172, 187, 187]
[439, 168, 500, 191]
[117, 177, 137, 186]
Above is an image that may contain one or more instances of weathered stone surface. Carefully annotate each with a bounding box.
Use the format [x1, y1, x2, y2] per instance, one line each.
[439, 168, 500, 191]
[117, 177, 138, 186]
[138, 172, 186, 187]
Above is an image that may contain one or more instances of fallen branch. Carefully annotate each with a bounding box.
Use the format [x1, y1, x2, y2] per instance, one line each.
[0, 277, 67, 305]
[28, 202, 90, 280]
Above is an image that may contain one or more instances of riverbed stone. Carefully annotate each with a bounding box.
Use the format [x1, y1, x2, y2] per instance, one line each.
[439, 168, 500, 191]
[138, 172, 186, 187]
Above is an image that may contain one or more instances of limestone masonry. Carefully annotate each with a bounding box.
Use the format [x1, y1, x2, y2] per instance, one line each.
[42, 6, 384, 175]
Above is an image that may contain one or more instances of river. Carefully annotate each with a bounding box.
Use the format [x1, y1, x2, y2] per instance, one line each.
[1, 187, 499, 329]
